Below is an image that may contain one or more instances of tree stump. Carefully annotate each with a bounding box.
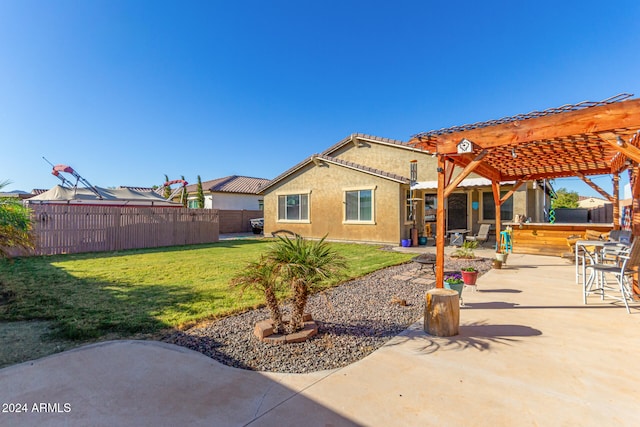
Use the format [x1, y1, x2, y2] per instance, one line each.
[424, 289, 460, 337]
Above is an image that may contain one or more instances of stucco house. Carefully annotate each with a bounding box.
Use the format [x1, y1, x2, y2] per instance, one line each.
[260, 133, 551, 245]
[185, 175, 269, 210]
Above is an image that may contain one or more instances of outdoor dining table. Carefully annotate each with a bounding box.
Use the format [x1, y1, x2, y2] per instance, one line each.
[447, 229, 470, 246]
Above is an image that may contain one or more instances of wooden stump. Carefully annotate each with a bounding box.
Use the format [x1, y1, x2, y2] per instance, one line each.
[424, 289, 460, 337]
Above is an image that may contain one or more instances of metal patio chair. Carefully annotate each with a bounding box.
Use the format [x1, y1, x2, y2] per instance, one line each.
[584, 238, 640, 313]
[466, 223, 491, 244]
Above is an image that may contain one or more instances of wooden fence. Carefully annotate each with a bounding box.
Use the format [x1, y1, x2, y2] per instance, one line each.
[218, 210, 263, 233]
[588, 204, 613, 223]
[19, 205, 219, 256]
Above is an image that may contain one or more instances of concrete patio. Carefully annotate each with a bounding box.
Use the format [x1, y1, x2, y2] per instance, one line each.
[1, 252, 639, 426]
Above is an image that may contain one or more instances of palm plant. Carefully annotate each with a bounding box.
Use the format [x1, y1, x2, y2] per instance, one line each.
[267, 235, 346, 333]
[0, 180, 35, 258]
[231, 256, 284, 333]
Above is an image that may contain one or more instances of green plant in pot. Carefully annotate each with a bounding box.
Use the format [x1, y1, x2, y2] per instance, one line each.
[496, 250, 508, 265]
[444, 272, 465, 305]
[452, 240, 477, 259]
[460, 266, 478, 285]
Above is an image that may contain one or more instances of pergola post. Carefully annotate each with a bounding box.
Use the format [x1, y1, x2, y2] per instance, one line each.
[492, 180, 501, 250]
[435, 155, 446, 288]
[612, 174, 620, 230]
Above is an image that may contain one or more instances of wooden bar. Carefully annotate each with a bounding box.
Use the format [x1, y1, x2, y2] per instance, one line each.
[508, 223, 614, 257]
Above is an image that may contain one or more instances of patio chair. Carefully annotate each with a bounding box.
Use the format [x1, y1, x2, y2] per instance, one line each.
[466, 224, 490, 244]
[584, 238, 640, 313]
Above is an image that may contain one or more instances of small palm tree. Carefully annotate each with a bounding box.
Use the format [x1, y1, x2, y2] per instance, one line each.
[231, 256, 284, 333]
[0, 180, 35, 258]
[267, 235, 346, 333]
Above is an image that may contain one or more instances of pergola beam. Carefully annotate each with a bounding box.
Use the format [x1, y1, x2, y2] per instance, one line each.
[599, 132, 640, 165]
[576, 173, 613, 202]
[430, 99, 640, 154]
[444, 151, 488, 198]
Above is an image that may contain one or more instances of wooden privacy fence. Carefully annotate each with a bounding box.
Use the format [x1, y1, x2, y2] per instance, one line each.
[218, 209, 263, 233]
[24, 205, 219, 256]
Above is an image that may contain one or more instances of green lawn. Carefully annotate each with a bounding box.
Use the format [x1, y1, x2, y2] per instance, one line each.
[0, 240, 413, 340]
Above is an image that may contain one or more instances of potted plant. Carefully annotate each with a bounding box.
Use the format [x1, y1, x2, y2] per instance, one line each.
[443, 271, 465, 302]
[492, 259, 503, 269]
[452, 240, 477, 259]
[460, 266, 478, 285]
[496, 249, 508, 265]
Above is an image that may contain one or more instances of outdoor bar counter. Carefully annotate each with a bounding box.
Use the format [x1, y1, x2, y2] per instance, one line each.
[506, 222, 614, 257]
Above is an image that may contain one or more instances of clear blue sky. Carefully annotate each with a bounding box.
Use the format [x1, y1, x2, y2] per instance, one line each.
[2, 0, 639, 198]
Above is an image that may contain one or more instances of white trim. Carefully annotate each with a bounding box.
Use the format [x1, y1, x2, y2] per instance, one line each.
[412, 178, 516, 190]
[276, 192, 310, 222]
[343, 187, 375, 223]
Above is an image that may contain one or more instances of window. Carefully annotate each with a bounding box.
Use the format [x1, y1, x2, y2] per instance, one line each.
[345, 189, 373, 222]
[424, 194, 437, 221]
[278, 194, 309, 221]
[482, 191, 513, 221]
[187, 200, 199, 209]
[405, 189, 412, 222]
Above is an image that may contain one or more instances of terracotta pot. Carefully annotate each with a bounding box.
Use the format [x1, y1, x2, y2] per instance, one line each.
[461, 270, 478, 285]
[493, 259, 503, 269]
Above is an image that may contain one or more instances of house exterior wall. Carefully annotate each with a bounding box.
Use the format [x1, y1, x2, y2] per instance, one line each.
[330, 142, 440, 181]
[189, 193, 262, 210]
[263, 162, 404, 245]
[263, 137, 551, 245]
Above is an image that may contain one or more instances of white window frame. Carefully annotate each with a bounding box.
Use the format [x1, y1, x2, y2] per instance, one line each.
[343, 186, 376, 225]
[276, 191, 311, 223]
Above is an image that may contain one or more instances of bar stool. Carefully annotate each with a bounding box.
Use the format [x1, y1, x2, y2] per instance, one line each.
[499, 231, 512, 253]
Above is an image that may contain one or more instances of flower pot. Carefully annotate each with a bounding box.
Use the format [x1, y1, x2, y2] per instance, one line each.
[444, 281, 465, 306]
[493, 259, 503, 269]
[461, 270, 478, 285]
[401, 239, 411, 247]
[496, 252, 508, 264]
[444, 281, 465, 296]
[418, 236, 428, 246]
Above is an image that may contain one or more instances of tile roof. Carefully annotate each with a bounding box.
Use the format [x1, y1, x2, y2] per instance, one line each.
[322, 133, 428, 156]
[118, 186, 155, 192]
[259, 153, 409, 193]
[186, 176, 270, 195]
[313, 154, 410, 183]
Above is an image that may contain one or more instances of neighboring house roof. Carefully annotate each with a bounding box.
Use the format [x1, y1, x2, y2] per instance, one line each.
[118, 186, 156, 192]
[0, 190, 31, 199]
[31, 189, 48, 195]
[322, 133, 430, 156]
[259, 153, 409, 194]
[577, 196, 611, 208]
[186, 175, 270, 195]
[26, 185, 181, 207]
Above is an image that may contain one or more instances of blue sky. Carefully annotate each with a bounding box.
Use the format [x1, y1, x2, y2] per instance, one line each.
[1, 0, 639, 198]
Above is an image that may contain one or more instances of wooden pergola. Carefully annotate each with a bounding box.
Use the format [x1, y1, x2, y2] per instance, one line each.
[408, 94, 640, 292]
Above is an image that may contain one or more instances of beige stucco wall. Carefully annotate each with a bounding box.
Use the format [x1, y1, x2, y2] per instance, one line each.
[263, 138, 550, 245]
[263, 161, 405, 245]
[329, 142, 439, 181]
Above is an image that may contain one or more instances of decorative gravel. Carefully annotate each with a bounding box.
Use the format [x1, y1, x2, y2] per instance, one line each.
[162, 256, 492, 373]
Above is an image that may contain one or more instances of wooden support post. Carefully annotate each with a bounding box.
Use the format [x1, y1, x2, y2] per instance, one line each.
[613, 174, 620, 230]
[492, 180, 501, 250]
[424, 289, 460, 337]
[631, 166, 640, 299]
[435, 156, 446, 288]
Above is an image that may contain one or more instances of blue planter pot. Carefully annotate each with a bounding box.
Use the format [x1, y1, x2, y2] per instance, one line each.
[401, 239, 411, 247]
[444, 281, 465, 297]
[418, 236, 428, 245]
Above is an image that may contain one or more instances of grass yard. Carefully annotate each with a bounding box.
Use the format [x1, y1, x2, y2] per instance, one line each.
[0, 239, 413, 344]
